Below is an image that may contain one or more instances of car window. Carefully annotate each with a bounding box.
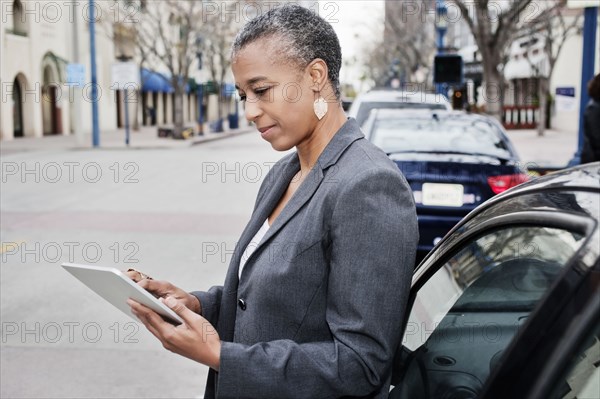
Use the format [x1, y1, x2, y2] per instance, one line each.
[548, 321, 600, 399]
[356, 102, 447, 125]
[369, 117, 512, 159]
[393, 226, 585, 399]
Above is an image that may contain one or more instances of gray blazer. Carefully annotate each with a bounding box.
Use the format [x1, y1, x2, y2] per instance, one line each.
[192, 118, 418, 399]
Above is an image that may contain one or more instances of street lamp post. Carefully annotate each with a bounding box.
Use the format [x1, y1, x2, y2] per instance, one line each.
[89, 0, 100, 147]
[435, 0, 448, 96]
[196, 35, 204, 135]
[568, 6, 598, 166]
[198, 83, 204, 135]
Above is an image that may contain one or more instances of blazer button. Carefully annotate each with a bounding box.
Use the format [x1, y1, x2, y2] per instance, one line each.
[238, 298, 247, 311]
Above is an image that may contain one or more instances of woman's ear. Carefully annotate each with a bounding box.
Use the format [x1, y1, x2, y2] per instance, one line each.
[308, 59, 328, 93]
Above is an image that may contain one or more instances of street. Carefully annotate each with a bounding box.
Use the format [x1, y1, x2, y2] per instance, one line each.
[1, 131, 285, 398]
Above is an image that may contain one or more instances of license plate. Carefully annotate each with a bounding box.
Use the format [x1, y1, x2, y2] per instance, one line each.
[422, 183, 464, 207]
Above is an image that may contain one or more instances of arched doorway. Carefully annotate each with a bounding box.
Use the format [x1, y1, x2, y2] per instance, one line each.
[13, 77, 24, 138]
[41, 65, 62, 135]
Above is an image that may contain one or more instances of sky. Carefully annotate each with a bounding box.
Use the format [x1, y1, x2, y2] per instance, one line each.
[322, 0, 385, 91]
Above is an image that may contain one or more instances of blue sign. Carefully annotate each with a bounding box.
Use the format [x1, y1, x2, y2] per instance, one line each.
[556, 87, 575, 97]
[66, 63, 86, 87]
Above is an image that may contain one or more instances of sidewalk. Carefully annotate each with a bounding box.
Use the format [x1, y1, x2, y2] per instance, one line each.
[504, 127, 578, 169]
[0, 123, 255, 156]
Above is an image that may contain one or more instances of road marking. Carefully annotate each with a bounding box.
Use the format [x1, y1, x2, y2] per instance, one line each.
[0, 241, 24, 255]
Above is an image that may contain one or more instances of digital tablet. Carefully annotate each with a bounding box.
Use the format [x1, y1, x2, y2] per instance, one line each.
[62, 263, 183, 325]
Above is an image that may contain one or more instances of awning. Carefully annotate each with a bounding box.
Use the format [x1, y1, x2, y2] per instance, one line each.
[505, 34, 549, 80]
[188, 78, 198, 91]
[504, 55, 549, 80]
[141, 68, 173, 93]
[142, 71, 235, 95]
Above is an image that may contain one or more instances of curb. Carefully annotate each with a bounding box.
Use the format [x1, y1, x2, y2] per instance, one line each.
[79, 128, 254, 150]
[0, 127, 255, 155]
[190, 128, 254, 146]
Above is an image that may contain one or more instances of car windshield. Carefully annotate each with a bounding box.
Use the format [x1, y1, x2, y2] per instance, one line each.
[356, 101, 447, 125]
[370, 116, 512, 159]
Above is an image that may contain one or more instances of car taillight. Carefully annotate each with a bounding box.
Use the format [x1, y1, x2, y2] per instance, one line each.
[487, 174, 529, 194]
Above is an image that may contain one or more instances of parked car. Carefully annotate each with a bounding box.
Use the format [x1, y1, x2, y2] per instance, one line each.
[347, 89, 452, 126]
[362, 109, 529, 261]
[389, 162, 600, 399]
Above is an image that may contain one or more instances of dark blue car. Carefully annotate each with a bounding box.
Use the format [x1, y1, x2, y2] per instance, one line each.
[361, 110, 529, 261]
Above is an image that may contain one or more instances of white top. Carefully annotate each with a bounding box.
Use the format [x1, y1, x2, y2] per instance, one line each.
[239, 219, 270, 279]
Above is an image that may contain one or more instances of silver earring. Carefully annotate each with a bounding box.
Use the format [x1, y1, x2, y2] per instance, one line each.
[313, 96, 328, 120]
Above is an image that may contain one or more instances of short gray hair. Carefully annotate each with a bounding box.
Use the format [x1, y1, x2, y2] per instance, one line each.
[232, 4, 342, 100]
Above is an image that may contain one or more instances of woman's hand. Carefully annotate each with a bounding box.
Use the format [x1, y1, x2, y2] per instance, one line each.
[124, 269, 201, 314]
[127, 296, 221, 371]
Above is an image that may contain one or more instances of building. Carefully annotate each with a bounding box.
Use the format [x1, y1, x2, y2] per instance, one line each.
[0, 0, 231, 141]
[502, 6, 599, 133]
[1, 0, 119, 140]
[445, 2, 599, 133]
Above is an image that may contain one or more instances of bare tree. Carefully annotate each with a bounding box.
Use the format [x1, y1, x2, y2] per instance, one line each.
[363, 2, 436, 88]
[384, 3, 436, 87]
[200, 2, 240, 131]
[110, 0, 202, 137]
[361, 35, 395, 88]
[521, 4, 582, 136]
[450, 0, 535, 120]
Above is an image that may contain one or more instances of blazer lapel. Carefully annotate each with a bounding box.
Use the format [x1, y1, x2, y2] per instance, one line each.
[239, 118, 365, 277]
[226, 154, 300, 283]
[256, 164, 324, 250]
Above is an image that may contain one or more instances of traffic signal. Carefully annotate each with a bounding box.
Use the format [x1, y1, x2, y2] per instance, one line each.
[452, 87, 467, 110]
[434, 55, 463, 85]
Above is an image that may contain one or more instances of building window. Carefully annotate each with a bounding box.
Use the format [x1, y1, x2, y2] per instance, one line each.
[12, 0, 28, 36]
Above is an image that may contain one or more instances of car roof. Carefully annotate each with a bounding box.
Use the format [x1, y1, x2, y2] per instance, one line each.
[363, 109, 509, 136]
[356, 90, 450, 105]
[369, 108, 486, 121]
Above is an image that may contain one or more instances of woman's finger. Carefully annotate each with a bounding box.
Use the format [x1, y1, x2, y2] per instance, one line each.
[125, 268, 153, 282]
[161, 296, 198, 326]
[128, 299, 177, 340]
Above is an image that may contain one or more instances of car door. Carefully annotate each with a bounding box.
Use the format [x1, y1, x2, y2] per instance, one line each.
[389, 194, 596, 399]
[482, 257, 599, 399]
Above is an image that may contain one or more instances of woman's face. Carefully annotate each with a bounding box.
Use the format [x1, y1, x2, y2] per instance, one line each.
[232, 39, 319, 151]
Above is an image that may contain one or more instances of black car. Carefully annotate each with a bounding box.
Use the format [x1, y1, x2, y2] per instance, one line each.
[389, 162, 600, 399]
[362, 109, 529, 261]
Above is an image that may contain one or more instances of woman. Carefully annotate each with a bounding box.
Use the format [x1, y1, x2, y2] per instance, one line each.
[128, 5, 418, 398]
[581, 73, 600, 164]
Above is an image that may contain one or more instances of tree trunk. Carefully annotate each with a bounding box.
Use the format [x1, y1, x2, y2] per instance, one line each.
[482, 60, 504, 121]
[173, 88, 184, 137]
[537, 78, 548, 137]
